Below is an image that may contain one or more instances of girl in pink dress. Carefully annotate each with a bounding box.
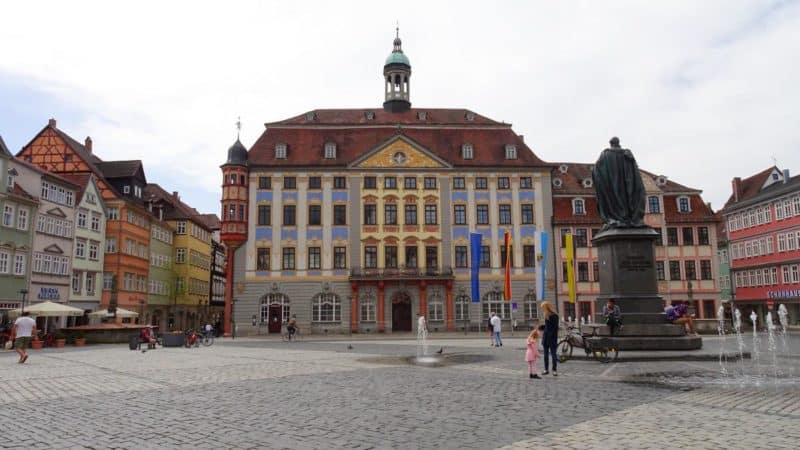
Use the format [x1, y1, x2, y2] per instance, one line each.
[526, 326, 543, 379]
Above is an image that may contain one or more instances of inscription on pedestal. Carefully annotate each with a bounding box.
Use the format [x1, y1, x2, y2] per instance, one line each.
[619, 255, 653, 272]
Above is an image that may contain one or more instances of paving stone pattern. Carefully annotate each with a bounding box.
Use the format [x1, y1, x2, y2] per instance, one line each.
[0, 337, 797, 449]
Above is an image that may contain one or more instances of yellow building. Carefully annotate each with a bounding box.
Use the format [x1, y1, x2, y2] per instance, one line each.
[145, 184, 212, 329]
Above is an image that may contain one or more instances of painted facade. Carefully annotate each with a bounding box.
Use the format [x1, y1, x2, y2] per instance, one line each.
[146, 211, 175, 328]
[551, 163, 721, 321]
[220, 33, 554, 335]
[722, 166, 800, 324]
[0, 136, 36, 316]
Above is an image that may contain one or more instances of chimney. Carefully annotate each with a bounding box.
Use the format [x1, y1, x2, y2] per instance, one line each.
[731, 177, 741, 203]
[783, 169, 790, 184]
[85, 137, 92, 153]
[48, 118, 57, 128]
[172, 191, 179, 200]
[519, 135, 524, 142]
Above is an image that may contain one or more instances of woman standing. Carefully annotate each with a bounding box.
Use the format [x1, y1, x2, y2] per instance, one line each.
[540, 301, 560, 376]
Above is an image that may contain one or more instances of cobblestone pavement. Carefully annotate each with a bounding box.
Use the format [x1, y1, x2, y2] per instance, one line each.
[0, 336, 798, 449]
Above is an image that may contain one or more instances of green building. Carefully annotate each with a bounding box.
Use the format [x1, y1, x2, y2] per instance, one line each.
[146, 210, 176, 328]
[716, 217, 732, 304]
[0, 135, 37, 318]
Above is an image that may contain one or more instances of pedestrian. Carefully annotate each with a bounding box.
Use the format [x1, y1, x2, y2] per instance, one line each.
[11, 312, 37, 364]
[490, 312, 503, 347]
[526, 326, 543, 379]
[487, 315, 494, 347]
[665, 302, 697, 335]
[540, 301, 559, 376]
[602, 298, 623, 336]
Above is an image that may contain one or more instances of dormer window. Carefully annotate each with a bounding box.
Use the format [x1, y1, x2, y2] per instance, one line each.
[305, 112, 316, 121]
[773, 173, 780, 180]
[417, 111, 427, 120]
[505, 145, 517, 159]
[656, 176, 668, 186]
[552, 178, 563, 188]
[134, 186, 142, 198]
[465, 112, 475, 121]
[324, 142, 337, 159]
[275, 143, 287, 159]
[677, 196, 691, 213]
[462, 144, 474, 160]
[7, 168, 17, 188]
[648, 196, 661, 213]
[123, 185, 130, 194]
[573, 198, 586, 215]
[365, 111, 375, 120]
[558, 164, 568, 174]
[582, 179, 593, 188]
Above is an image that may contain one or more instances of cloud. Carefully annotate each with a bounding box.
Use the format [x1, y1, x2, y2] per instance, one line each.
[1, 0, 798, 213]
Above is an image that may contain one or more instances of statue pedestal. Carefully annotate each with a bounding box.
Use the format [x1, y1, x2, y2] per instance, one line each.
[591, 228, 701, 351]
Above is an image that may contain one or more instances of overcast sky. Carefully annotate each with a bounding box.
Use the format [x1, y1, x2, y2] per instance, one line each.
[2, 0, 798, 215]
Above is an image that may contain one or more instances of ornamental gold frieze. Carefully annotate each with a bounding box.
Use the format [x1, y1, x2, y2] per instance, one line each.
[356, 141, 445, 169]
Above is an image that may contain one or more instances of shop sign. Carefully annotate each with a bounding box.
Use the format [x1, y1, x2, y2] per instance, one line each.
[38, 287, 60, 300]
[768, 289, 800, 299]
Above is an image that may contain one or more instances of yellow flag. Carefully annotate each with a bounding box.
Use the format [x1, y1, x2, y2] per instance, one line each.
[565, 233, 576, 304]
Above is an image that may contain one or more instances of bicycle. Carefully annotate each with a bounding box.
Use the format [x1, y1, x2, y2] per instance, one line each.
[557, 323, 618, 363]
[281, 326, 302, 342]
[202, 330, 214, 347]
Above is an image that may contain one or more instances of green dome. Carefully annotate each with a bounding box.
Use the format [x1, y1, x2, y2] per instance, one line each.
[385, 51, 410, 66]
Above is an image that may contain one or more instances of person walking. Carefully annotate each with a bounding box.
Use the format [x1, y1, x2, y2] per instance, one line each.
[490, 312, 503, 347]
[487, 315, 494, 347]
[11, 312, 37, 364]
[540, 301, 559, 376]
[525, 326, 543, 379]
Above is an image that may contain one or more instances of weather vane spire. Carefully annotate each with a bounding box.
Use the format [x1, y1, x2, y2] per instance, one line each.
[236, 116, 241, 139]
[396, 21, 399, 39]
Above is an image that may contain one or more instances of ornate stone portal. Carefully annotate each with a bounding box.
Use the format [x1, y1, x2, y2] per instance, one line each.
[588, 138, 701, 350]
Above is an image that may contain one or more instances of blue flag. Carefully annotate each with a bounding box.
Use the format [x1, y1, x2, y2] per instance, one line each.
[470, 233, 482, 303]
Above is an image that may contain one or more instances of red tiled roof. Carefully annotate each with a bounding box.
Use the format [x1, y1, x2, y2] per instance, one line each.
[197, 213, 221, 230]
[723, 166, 784, 209]
[11, 157, 80, 188]
[266, 108, 503, 127]
[663, 194, 716, 223]
[550, 162, 701, 195]
[248, 125, 548, 168]
[144, 183, 212, 231]
[58, 173, 93, 205]
[552, 197, 602, 225]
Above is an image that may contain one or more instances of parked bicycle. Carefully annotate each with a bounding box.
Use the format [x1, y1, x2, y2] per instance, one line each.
[557, 323, 618, 363]
[202, 330, 214, 347]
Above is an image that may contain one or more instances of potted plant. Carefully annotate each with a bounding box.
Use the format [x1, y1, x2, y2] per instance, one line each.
[31, 334, 43, 350]
[54, 330, 67, 348]
[74, 332, 86, 347]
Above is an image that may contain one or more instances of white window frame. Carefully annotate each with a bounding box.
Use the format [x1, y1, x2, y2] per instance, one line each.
[75, 240, 86, 258]
[2, 204, 14, 227]
[13, 254, 25, 276]
[324, 142, 337, 159]
[573, 198, 586, 215]
[275, 143, 287, 159]
[677, 196, 691, 213]
[17, 208, 28, 231]
[504, 145, 517, 160]
[462, 143, 474, 160]
[0, 250, 9, 274]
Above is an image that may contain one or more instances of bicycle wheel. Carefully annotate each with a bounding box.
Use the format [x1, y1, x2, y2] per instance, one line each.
[592, 345, 618, 363]
[203, 335, 214, 347]
[557, 339, 573, 363]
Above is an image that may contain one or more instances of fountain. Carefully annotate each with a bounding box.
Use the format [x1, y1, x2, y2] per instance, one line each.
[733, 308, 746, 378]
[717, 305, 728, 378]
[778, 305, 789, 354]
[750, 310, 762, 379]
[410, 315, 443, 366]
[766, 312, 779, 381]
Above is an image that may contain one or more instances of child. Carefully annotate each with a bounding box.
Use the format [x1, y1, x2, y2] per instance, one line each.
[526, 326, 543, 379]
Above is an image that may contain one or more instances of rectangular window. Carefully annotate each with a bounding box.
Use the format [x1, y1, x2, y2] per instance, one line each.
[678, 197, 690, 213]
[574, 228, 588, 247]
[176, 248, 186, 263]
[334, 247, 347, 269]
[308, 176, 322, 190]
[592, 261, 600, 281]
[498, 204, 512, 225]
[258, 177, 271, 189]
[105, 238, 117, 253]
[405, 246, 418, 268]
[424, 177, 437, 190]
[667, 227, 679, 246]
[497, 177, 510, 190]
[424, 205, 437, 225]
[453, 177, 466, 190]
[476, 205, 489, 225]
[577, 262, 589, 282]
[404, 204, 417, 225]
[333, 176, 346, 189]
[648, 196, 660, 213]
[685, 260, 697, 280]
[523, 245, 536, 268]
[654, 228, 663, 246]
[404, 177, 417, 189]
[682, 227, 694, 245]
[455, 246, 468, 268]
[520, 177, 533, 189]
[425, 246, 438, 268]
[75, 241, 86, 258]
[282, 248, 295, 270]
[77, 211, 87, 228]
[308, 247, 321, 269]
[333, 205, 347, 225]
[364, 176, 377, 189]
[103, 272, 113, 290]
[2, 204, 13, 227]
[283, 177, 296, 189]
[384, 204, 398, 225]
[13, 254, 25, 275]
[72, 271, 82, 294]
[480, 246, 490, 268]
[309, 205, 322, 225]
[364, 246, 377, 268]
[384, 177, 397, 189]
[0, 251, 8, 273]
[521, 204, 534, 224]
[384, 246, 398, 268]
[700, 260, 712, 280]
[475, 177, 488, 190]
[669, 261, 681, 280]
[364, 204, 377, 225]
[453, 205, 466, 225]
[257, 205, 271, 226]
[256, 248, 270, 270]
[176, 220, 187, 234]
[283, 205, 296, 226]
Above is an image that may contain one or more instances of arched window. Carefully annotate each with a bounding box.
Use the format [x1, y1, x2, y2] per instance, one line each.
[359, 288, 376, 322]
[312, 292, 341, 323]
[481, 289, 510, 319]
[427, 288, 444, 321]
[260, 292, 290, 324]
[454, 290, 470, 321]
[522, 289, 538, 320]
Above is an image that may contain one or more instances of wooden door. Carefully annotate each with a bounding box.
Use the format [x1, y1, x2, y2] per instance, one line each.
[392, 293, 412, 331]
[268, 305, 282, 333]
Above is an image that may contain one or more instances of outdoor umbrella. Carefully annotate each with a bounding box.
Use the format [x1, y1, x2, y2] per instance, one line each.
[88, 307, 139, 319]
[8, 301, 85, 317]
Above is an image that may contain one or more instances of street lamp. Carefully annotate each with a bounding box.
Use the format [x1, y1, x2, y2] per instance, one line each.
[19, 289, 28, 314]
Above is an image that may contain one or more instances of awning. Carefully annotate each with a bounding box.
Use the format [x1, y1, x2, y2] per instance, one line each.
[88, 307, 140, 318]
[8, 301, 85, 317]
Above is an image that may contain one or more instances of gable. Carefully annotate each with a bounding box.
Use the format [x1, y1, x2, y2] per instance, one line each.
[45, 207, 68, 218]
[43, 244, 64, 254]
[19, 127, 95, 174]
[761, 168, 785, 190]
[350, 136, 450, 169]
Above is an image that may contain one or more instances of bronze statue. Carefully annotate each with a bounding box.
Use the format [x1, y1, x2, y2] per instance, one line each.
[591, 137, 646, 230]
